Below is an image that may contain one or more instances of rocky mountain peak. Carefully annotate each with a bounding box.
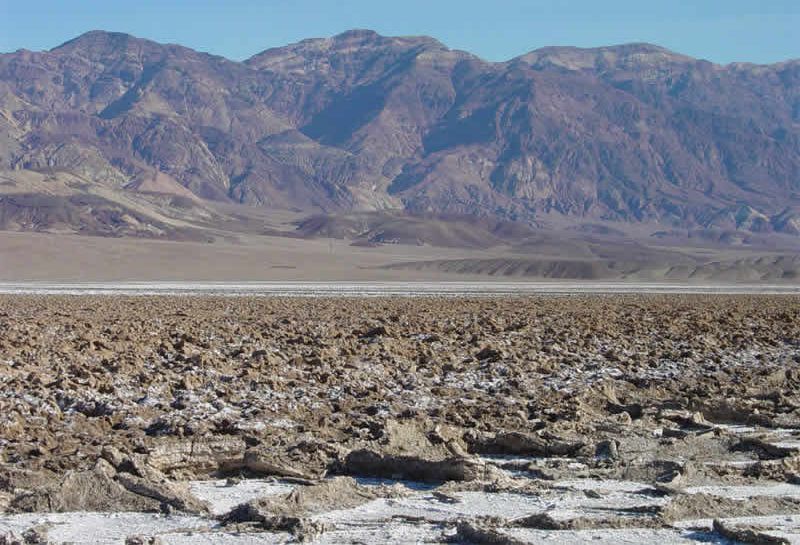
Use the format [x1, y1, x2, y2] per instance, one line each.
[331, 28, 383, 42]
[514, 42, 696, 71]
[245, 29, 451, 72]
[332, 28, 446, 49]
[50, 30, 167, 59]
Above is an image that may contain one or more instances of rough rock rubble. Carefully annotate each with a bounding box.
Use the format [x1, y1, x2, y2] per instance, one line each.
[1, 295, 800, 543]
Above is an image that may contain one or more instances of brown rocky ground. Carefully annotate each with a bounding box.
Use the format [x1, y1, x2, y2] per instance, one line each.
[1, 295, 800, 543]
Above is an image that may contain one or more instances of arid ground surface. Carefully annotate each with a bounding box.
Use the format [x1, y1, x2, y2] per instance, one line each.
[2, 230, 800, 283]
[1, 294, 800, 544]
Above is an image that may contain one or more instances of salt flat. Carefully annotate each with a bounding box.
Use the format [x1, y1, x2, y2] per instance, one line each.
[2, 294, 800, 544]
[1, 281, 799, 296]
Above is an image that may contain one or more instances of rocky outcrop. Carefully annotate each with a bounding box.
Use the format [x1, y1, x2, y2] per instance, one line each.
[342, 449, 486, 483]
[470, 431, 587, 457]
[659, 493, 800, 521]
[338, 419, 498, 483]
[145, 437, 246, 477]
[238, 449, 321, 480]
[7, 452, 208, 515]
[712, 519, 790, 545]
[8, 460, 160, 513]
[219, 477, 379, 540]
[124, 538, 164, 545]
[0, 527, 51, 545]
[452, 520, 528, 545]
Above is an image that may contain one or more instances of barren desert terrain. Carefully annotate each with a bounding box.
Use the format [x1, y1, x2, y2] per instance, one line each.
[1, 294, 799, 543]
[2, 229, 800, 284]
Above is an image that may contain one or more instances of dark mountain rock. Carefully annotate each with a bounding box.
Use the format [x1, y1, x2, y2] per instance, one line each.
[1, 30, 798, 236]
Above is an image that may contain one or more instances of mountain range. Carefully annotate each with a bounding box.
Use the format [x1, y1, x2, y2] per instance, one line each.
[1, 29, 799, 245]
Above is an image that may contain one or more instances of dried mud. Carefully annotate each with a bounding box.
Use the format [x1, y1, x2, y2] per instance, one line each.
[1, 294, 800, 543]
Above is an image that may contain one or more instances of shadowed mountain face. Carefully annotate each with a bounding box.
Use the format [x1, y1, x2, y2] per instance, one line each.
[1, 29, 799, 236]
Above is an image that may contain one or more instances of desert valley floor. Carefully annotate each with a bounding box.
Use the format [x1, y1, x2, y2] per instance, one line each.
[2, 229, 800, 285]
[2, 15, 800, 545]
[1, 293, 799, 543]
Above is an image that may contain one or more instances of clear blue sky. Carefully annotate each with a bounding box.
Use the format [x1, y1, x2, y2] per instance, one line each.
[1, 0, 798, 64]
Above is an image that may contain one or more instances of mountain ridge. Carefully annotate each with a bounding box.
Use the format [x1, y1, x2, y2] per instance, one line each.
[1, 29, 799, 241]
[43, 30, 800, 68]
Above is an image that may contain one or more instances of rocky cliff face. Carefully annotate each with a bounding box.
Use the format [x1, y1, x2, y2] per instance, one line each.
[1, 30, 798, 235]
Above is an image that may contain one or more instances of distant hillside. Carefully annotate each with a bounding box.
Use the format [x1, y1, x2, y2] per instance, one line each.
[0, 29, 799, 241]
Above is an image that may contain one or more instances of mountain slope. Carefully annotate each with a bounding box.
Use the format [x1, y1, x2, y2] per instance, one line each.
[0, 30, 798, 238]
